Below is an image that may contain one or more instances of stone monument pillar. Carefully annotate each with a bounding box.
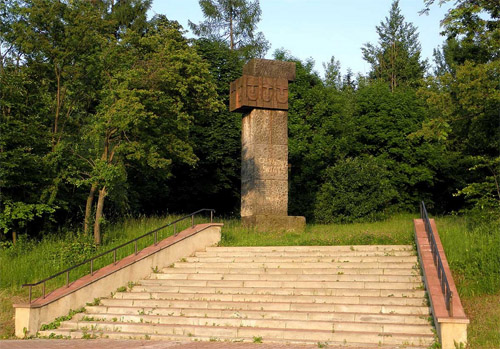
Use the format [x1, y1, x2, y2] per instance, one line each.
[230, 59, 306, 232]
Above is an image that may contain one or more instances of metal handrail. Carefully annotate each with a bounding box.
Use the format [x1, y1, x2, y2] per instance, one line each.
[22, 208, 215, 303]
[420, 202, 454, 317]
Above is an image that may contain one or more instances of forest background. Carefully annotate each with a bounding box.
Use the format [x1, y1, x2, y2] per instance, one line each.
[1, 0, 498, 243]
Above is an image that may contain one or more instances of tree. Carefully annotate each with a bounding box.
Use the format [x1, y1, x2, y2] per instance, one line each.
[323, 56, 342, 89]
[1, 0, 114, 239]
[159, 38, 243, 214]
[188, 0, 269, 58]
[362, 0, 427, 91]
[419, 0, 500, 215]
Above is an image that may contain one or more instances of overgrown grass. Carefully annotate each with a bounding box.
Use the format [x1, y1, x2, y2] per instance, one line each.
[436, 215, 500, 296]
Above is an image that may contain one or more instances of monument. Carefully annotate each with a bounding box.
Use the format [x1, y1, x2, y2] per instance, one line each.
[230, 59, 306, 232]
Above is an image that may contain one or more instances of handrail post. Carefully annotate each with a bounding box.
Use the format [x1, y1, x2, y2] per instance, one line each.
[449, 292, 454, 317]
[210, 210, 213, 223]
[66, 270, 69, 287]
[154, 231, 158, 245]
[42, 281, 46, 299]
[134, 241, 138, 255]
[174, 223, 177, 235]
[28, 285, 32, 304]
[113, 250, 117, 265]
[191, 214, 194, 227]
[90, 259, 93, 276]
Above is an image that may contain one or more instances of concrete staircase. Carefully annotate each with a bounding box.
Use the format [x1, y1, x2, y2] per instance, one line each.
[39, 246, 435, 347]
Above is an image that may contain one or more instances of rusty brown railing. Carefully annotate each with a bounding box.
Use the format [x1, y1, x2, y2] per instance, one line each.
[420, 201, 453, 316]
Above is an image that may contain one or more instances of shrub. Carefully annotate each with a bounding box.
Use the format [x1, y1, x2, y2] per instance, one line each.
[314, 156, 397, 223]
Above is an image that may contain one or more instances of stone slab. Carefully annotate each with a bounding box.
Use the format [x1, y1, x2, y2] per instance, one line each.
[242, 215, 305, 232]
[242, 58, 296, 81]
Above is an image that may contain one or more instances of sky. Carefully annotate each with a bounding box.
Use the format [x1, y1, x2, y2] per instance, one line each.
[150, 0, 453, 77]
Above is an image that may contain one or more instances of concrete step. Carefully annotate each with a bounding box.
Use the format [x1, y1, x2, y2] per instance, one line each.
[160, 267, 420, 276]
[46, 320, 435, 345]
[38, 329, 430, 347]
[171, 262, 418, 269]
[39, 245, 433, 347]
[205, 245, 415, 252]
[99, 298, 430, 315]
[195, 250, 417, 257]
[84, 306, 431, 325]
[70, 313, 433, 335]
[113, 291, 427, 306]
[130, 278, 422, 290]
[133, 284, 426, 298]
[148, 272, 422, 283]
[185, 256, 418, 263]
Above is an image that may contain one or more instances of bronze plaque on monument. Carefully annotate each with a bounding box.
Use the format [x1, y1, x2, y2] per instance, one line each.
[230, 75, 289, 112]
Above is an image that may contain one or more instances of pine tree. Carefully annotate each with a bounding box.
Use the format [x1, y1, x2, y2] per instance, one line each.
[188, 0, 269, 58]
[362, 0, 427, 91]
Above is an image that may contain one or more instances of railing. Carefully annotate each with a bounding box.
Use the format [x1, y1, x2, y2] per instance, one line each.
[22, 208, 215, 304]
[419, 201, 453, 316]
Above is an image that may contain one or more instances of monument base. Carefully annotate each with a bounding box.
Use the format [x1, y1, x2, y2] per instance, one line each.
[242, 215, 306, 232]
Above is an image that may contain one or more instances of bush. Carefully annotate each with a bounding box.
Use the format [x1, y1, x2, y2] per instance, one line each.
[314, 156, 397, 223]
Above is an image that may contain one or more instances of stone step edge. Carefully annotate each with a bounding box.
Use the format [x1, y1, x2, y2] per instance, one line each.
[56, 320, 435, 339]
[121, 291, 427, 302]
[73, 312, 433, 329]
[159, 268, 420, 275]
[100, 298, 430, 311]
[38, 330, 429, 348]
[132, 285, 425, 296]
[85, 305, 431, 320]
[149, 273, 422, 279]
[206, 245, 415, 250]
[136, 279, 423, 287]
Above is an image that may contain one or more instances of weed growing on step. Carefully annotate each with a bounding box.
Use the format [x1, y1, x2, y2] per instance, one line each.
[39, 307, 85, 332]
[253, 336, 263, 343]
[86, 297, 101, 306]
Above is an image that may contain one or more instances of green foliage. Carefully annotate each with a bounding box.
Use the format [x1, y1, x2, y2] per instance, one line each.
[0, 201, 54, 235]
[51, 232, 97, 268]
[314, 156, 397, 223]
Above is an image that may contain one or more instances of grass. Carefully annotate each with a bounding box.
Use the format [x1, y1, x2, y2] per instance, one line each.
[461, 293, 500, 348]
[1, 211, 498, 347]
[220, 212, 415, 247]
[433, 214, 500, 348]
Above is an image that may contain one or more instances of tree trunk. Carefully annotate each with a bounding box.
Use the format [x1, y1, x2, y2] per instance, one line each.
[93, 186, 107, 245]
[229, 8, 234, 50]
[53, 68, 61, 151]
[84, 183, 97, 234]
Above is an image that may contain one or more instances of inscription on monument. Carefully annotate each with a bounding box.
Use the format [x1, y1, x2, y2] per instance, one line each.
[230, 75, 288, 112]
